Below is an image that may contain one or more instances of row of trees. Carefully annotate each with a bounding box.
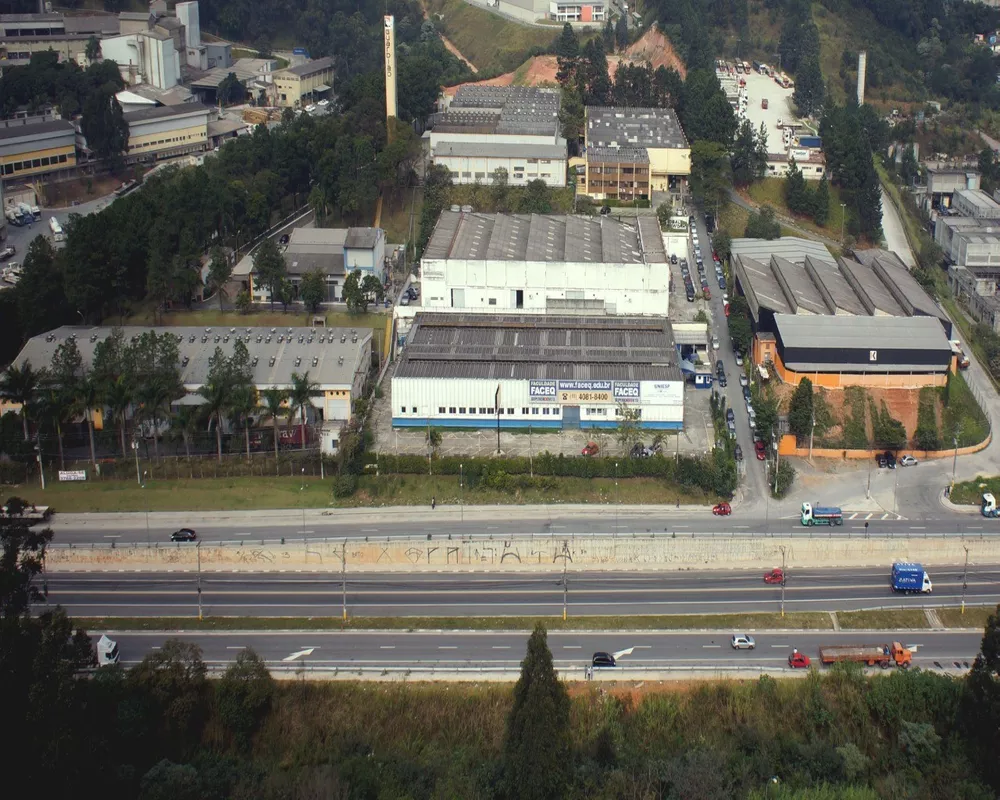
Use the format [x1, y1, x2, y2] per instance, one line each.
[780, 0, 825, 117]
[785, 162, 831, 226]
[820, 100, 884, 240]
[0, 331, 320, 466]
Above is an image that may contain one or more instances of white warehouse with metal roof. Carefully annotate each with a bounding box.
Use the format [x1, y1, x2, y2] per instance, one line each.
[392, 313, 684, 430]
[419, 210, 669, 316]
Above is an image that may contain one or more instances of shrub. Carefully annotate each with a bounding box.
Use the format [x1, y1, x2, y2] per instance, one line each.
[333, 474, 358, 498]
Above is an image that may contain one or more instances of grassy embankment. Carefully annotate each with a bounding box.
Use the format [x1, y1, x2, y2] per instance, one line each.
[76, 608, 994, 632]
[746, 178, 849, 242]
[424, 0, 558, 75]
[13, 474, 717, 512]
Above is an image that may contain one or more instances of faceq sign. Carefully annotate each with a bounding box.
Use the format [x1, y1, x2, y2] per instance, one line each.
[529, 380, 641, 404]
[529, 380, 558, 403]
[613, 381, 641, 404]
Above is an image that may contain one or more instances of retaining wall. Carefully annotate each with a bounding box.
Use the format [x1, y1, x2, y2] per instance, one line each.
[46, 535, 1000, 572]
[776, 432, 993, 460]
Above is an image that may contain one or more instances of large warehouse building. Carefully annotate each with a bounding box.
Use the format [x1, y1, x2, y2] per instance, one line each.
[392, 313, 684, 430]
[14, 325, 371, 454]
[420, 210, 669, 316]
[731, 238, 954, 387]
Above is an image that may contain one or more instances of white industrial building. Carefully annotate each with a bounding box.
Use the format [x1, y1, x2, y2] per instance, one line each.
[419, 210, 669, 316]
[427, 86, 567, 187]
[392, 313, 684, 431]
[101, 27, 182, 89]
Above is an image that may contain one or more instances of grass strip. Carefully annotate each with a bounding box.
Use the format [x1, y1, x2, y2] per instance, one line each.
[935, 606, 994, 630]
[80, 612, 838, 632]
[836, 609, 930, 630]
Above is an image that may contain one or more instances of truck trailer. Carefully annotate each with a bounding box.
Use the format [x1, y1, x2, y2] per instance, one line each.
[97, 634, 120, 666]
[891, 562, 932, 593]
[800, 502, 843, 526]
[819, 642, 912, 669]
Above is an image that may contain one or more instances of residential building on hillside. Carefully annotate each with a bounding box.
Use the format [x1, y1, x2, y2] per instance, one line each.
[952, 187, 1000, 218]
[270, 57, 334, 108]
[428, 86, 567, 187]
[765, 149, 826, 179]
[418, 210, 669, 316]
[580, 107, 690, 202]
[460, 0, 606, 23]
[921, 166, 979, 214]
[934, 215, 1000, 268]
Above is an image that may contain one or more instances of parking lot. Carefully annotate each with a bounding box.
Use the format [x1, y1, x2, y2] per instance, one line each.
[739, 70, 798, 152]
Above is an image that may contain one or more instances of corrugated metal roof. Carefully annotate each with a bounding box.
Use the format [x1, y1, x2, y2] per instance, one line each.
[774, 314, 950, 352]
[395, 313, 681, 381]
[14, 326, 369, 389]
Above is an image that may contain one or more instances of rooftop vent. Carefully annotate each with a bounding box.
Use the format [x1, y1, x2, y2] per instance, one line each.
[311, 356, 318, 367]
[337, 356, 344, 365]
[311, 328, 316, 335]
[308, 336, 313, 343]
[252, 357, 258, 367]
[223, 336, 229, 343]
[201, 335, 208, 343]
[181, 356, 189, 366]
[298, 335, 304, 344]
[215, 336, 221, 343]
[295, 357, 302, 367]
[319, 336, 325, 343]
[189, 335, 195, 343]
[278, 335, 284, 343]
[265, 336, 272, 343]
[269, 357, 276, 367]
[341, 334, 346, 343]
[270, 328, 276, 333]
[257, 335, 263, 343]
[45, 334, 54, 342]
[229, 328, 235, 334]
[90, 334, 99, 343]
[205, 328, 212, 333]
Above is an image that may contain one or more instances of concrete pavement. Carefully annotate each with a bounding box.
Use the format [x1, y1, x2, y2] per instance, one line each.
[46, 566, 1000, 618]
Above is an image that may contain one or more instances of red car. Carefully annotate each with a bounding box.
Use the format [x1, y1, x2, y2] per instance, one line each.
[764, 568, 785, 584]
[754, 440, 766, 460]
[788, 651, 811, 669]
[703, 287, 711, 300]
[581, 442, 599, 457]
[712, 502, 731, 516]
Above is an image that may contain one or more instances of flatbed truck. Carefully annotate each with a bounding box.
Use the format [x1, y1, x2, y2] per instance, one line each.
[819, 642, 912, 669]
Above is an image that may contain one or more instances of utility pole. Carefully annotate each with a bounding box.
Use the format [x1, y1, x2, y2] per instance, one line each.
[961, 545, 969, 615]
[772, 433, 780, 495]
[615, 461, 619, 536]
[779, 545, 787, 618]
[460, 462, 464, 522]
[562, 551, 568, 621]
[808, 408, 815, 463]
[197, 541, 203, 620]
[132, 438, 141, 485]
[35, 443, 45, 490]
[951, 430, 959, 492]
[342, 541, 348, 622]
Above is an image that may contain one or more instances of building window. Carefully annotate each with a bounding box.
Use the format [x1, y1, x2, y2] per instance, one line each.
[508, 408, 514, 415]
[522, 407, 529, 415]
[449, 407, 456, 414]
[459, 407, 466, 414]
[488, 298, 497, 305]
[411, 407, 417, 413]
[438, 406, 446, 414]
[542, 407, 550, 415]
[498, 408, 503, 415]
[552, 407, 560, 416]
[532, 407, 539, 414]
[469, 408, 476, 414]
[400, 407, 406, 414]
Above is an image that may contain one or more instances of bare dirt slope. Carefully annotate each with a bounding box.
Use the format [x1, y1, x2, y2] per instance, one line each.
[772, 384, 926, 439]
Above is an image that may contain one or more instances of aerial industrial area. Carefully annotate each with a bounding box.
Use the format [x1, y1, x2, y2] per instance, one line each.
[1, 0, 1000, 795]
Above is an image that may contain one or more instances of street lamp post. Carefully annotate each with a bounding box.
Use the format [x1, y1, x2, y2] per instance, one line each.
[460, 462, 464, 522]
[341, 541, 348, 622]
[561, 544, 568, 621]
[196, 541, 203, 620]
[951, 431, 959, 492]
[839, 203, 847, 244]
[34, 444, 45, 490]
[615, 461, 619, 536]
[142, 470, 150, 545]
[300, 467, 306, 534]
[132, 438, 141, 486]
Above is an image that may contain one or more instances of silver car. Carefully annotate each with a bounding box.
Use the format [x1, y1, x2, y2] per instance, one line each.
[731, 634, 756, 650]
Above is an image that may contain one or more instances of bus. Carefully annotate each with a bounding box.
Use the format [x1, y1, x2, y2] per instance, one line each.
[49, 216, 64, 242]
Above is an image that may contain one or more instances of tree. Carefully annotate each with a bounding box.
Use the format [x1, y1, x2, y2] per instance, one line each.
[139, 760, 202, 800]
[253, 238, 286, 310]
[727, 314, 752, 355]
[690, 141, 731, 208]
[80, 85, 129, 162]
[771, 458, 796, 498]
[491, 167, 511, 212]
[614, 403, 642, 450]
[260, 387, 289, 462]
[744, 205, 781, 239]
[730, 118, 766, 187]
[217, 72, 245, 106]
[235, 289, 252, 314]
[961, 603, 1000, 792]
[712, 229, 732, 263]
[813, 173, 830, 226]
[1, 361, 43, 440]
[342, 269, 368, 313]
[554, 23, 579, 86]
[793, 53, 825, 117]
[168, 404, 200, 459]
[518, 179, 553, 214]
[299, 269, 326, 312]
[217, 647, 275, 750]
[288, 371, 319, 450]
[856, 153, 883, 240]
[578, 37, 611, 105]
[503, 623, 570, 799]
[85, 35, 101, 62]
[602, 19, 615, 53]
[227, 383, 258, 461]
[276, 277, 295, 312]
[788, 377, 814, 438]
[615, 13, 628, 51]
[132, 331, 183, 460]
[206, 247, 233, 311]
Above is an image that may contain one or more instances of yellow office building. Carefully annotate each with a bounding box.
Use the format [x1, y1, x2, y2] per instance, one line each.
[0, 118, 77, 180]
[123, 103, 212, 163]
[271, 57, 334, 108]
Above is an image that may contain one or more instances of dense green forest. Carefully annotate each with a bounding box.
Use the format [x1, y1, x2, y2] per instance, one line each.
[2, 509, 999, 799]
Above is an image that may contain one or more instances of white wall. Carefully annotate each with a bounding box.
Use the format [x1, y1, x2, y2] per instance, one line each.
[420, 257, 670, 316]
[101, 32, 179, 89]
[437, 154, 567, 187]
[428, 130, 558, 148]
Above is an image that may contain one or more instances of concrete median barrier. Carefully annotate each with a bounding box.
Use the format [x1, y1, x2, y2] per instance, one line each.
[45, 534, 1000, 572]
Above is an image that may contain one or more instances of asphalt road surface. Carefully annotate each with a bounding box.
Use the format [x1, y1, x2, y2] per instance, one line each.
[48, 511, 996, 546]
[46, 566, 1000, 618]
[103, 629, 984, 673]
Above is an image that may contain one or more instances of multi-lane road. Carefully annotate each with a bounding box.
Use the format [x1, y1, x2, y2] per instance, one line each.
[46, 566, 1000, 618]
[104, 629, 984, 674]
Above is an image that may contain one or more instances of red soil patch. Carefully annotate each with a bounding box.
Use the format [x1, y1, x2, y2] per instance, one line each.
[443, 23, 686, 96]
[773, 385, 925, 437]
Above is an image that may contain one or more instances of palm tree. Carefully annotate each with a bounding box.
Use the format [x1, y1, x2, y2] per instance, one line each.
[260, 386, 289, 463]
[33, 382, 72, 470]
[76, 374, 101, 468]
[0, 361, 42, 440]
[168, 404, 201, 459]
[198, 378, 230, 462]
[101, 374, 134, 458]
[227, 384, 259, 461]
[288, 371, 319, 450]
[137, 375, 183, 461]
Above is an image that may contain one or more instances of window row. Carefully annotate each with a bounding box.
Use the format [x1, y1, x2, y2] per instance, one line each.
[400, 406, 564, 416]
[131, 132, 204, 151]
[1, 152, 70, 175]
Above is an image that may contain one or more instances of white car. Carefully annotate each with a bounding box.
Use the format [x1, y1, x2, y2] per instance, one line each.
[731, 634, 756, 650]
[712, 336, 720, 350]
[739, 373, 749, 387]
[735, 353, 744, 366]
[305, 103, 317, 112]
[900, 455, 918, 466]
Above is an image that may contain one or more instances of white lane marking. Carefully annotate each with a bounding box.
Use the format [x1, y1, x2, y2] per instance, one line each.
[910, 526, 925, 530]
[226, 646, 246, 650]
[492, 646, 510, 650]
[634, 645, 652, 649]
[865, 513, 873, 520]
[770, 644, 789, 648]
[550, 525, 566, 529]
[379, 645, 395, 650]
[702, 645, 721, 649]
[362, 528, 379, 532]
[438, 646, 458, 650]
[283, 648, 316, 662]
[674, 525, 690, 528]
[562, 645, 581, 649]
[103, 534, 121, 538]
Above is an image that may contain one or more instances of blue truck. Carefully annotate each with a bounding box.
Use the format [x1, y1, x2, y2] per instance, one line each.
[800, 502, 842, 526]
[890, 562, 932, 594]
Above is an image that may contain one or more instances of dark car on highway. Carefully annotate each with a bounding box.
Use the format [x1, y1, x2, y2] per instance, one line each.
[592, 652, 616, 667]
[170, 528, 197, 542]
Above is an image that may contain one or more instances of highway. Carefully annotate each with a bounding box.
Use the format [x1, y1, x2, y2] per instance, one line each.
[103, 629, 984, 673]
[47, 508, 997, 546]
[45, 566, 1000, 618]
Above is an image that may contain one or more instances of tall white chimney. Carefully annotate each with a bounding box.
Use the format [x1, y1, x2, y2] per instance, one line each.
[857, 51, 867, 105]
[176, 1, 201, 48]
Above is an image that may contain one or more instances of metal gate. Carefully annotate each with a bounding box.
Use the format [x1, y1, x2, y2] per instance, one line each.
[562, 405, 580, 428]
